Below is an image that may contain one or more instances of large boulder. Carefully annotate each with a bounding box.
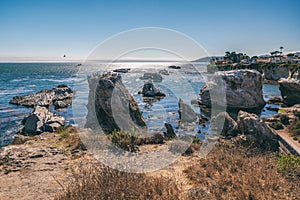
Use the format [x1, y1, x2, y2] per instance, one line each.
[263, 64, 289, 81]
[10, 85, 73, 109]
[211, 112, 237, 137]
[85, 72, 146, 133]
[237, 111, 279, 150]
[178, 99, 197, 123]
[278, 78, 300, 106]
[200, 70, 265, 110]
[22, 106, 65, 135]
[141, 82, 166, 98]
[140, 73, 163, 82]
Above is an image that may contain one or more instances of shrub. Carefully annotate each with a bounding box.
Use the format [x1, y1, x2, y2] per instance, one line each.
[270, 122, 284, 130]
[279, 114, 289, 125]
[289, 121, 300, 136]
[276, 154, 300, 174]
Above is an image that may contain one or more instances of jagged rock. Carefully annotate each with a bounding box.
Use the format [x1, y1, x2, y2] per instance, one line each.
[164, 123, 176, 139]
[237, 111, 279, 150]
[178, 99, 197, 123]
[159, 69, 169, 75]
[211, 112, 237, 137]
[200, 70, 265, 110]
[21, 106, 65, 135]
[141, 82, 166, 98]
[10, 85, 73, 109]
[140, 73, 163, 82]
[279, 78, 300, 106]
[263, 64, 289, 81]
[85, 72, 146, 133]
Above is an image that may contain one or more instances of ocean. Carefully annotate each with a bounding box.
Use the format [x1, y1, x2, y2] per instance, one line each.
[0, 62, 281, 147]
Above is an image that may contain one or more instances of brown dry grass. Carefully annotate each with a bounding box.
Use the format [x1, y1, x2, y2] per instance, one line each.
[56, 139, 300, 200]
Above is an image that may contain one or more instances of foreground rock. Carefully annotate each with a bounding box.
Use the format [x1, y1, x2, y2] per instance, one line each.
[211, 112, 237, 137]
[141, 82, 166, 98]
[279, 78, 300, 106]
[85, 72, 146, 133]
[10, 85, 73, 109]
[237, 111, 279, 150]
[178, 99, 197, 123]
[21, 106, 65, 135]
[140, 73, 163, 82]
[200, 70, 265, 110]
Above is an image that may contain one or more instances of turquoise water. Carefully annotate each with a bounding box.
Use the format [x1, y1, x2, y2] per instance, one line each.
[0, 62, 281, 147]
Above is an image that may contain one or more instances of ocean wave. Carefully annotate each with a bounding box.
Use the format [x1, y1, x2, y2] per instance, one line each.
[39, 77, 85, 83]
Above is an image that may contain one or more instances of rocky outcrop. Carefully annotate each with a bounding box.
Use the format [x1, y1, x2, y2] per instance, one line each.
[140, 73, 163, 82]
[21, 106, 65, 135]
[141, 82, 166, 98]
[10, 85, 73, 109]
[211, 112, 237, 137]
[178, 99, 197, 123]
[159, 69, 169, 75]
[279, 78, 300, 106]
[168, 65, 181, 69]
[113, 68, 131, 73]
[164, 123, 176, 139]
[237, 111, 279, 150]
[200, 70, 265, 110]
[263, 64, 289, 81]
[85, 72, 146, 133]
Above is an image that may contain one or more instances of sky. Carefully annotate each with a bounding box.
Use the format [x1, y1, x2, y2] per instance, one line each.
[0, 0, 299, 61]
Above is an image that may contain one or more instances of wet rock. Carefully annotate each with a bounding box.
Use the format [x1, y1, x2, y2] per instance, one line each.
[113, 68, 131, 73]
[10, 85, 73, 109]
[159, 69, 169, 75]
[164, 123, 176, 139]
[141, 82, 166, 98]
[22, 106, 65, 135]
[140, 73, 163, 82]
[237, 111, 279, 150]
[178, 99, 197, 123]
[168, 65, 181, 69]
[85, 72, 146, 133]
[266, 96, 283, 105]
[279, 78, 300, 106]
[200, 70, 265, 110]
[211, 112, 238, 137]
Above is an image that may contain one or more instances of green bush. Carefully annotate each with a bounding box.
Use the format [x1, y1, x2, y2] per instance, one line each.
[270, 122, 284, 130]
[276, 154, 300, 174]
[279, 114, 289, 125]
[289, 121, 300, 136]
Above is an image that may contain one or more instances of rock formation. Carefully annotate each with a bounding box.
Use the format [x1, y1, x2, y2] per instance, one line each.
[178, 99, 197, 123]
[200, 70, 265, 110]
[279, 78, 300, 106]
[263, 64, 289, 81]
[141, 82, 166, 98]
[10, 85, 73, 109]
[164, 123, 176, 139]
[140, 73, 163, 82]
[237, 111, 279, 150]
[22, 106, 65, 135]
[211, 112, 237, 137]
[85, 72, 146, 133]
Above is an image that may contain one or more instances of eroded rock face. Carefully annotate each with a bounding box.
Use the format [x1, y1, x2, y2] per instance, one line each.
[237, 111, 279, 150]
[279, 78, 300, 106]
[263, 64, 289, 81]
[200, 70, 265, 110]
[178, 99, 197, 123]
[22, 106, 65, 135]
[211, 112, 237, 137]
[10, 85, 73, 109]
[142, 82, 166, 98]
[85, 72, 146, 133]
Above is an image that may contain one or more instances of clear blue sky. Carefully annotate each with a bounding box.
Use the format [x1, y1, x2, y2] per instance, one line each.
[0, 0, 299, 61]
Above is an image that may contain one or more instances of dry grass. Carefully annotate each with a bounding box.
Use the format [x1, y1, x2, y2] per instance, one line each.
[55, 138, 300, 200]
[55, 162, 180, 200]
[184, 142, 300, 200]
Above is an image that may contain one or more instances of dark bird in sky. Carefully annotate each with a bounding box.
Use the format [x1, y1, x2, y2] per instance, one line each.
[63, 54, 66, 58]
